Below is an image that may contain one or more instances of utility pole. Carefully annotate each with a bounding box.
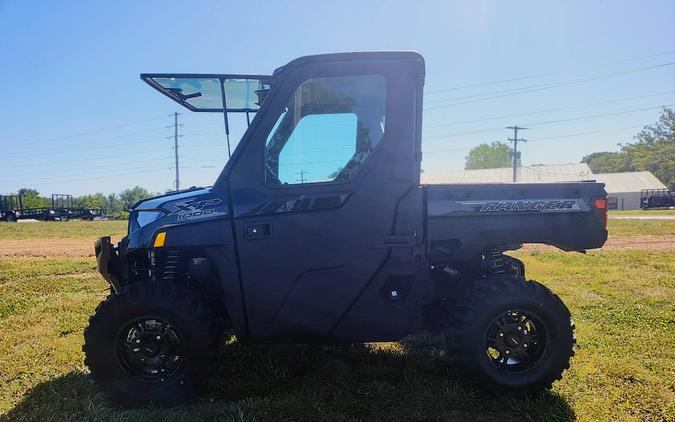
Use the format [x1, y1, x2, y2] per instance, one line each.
[296, 169, 307, 184]
[167, 112, 183, 191]
[506, 125, 528, 182]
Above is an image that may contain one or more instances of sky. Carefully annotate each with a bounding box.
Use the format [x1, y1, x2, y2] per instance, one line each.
[1, 0, 674, 195]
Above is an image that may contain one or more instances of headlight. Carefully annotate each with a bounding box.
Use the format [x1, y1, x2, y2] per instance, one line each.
[135, 210, 165, 228]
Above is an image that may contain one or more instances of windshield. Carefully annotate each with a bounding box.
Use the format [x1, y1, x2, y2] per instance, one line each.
[141, 74, 272, 112]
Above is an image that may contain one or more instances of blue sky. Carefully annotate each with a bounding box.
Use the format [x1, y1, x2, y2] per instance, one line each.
[1, 0, 674, 195]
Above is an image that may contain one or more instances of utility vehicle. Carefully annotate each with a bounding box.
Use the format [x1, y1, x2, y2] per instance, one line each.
[85, 52, 608, 405]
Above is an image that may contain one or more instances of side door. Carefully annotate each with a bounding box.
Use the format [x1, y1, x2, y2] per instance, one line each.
[225, 53, 425, 341]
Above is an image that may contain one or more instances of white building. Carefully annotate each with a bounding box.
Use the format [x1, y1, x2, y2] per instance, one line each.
[421, 163, 594, 184]
[593, 171, 667, 210]
[421, 164, 667, 210]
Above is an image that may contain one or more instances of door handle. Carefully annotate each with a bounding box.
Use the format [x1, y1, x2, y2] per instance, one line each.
[244, 221, 272, 240]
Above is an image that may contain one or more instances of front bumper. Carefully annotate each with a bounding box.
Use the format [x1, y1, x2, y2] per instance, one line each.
[94, 236, 121, 292]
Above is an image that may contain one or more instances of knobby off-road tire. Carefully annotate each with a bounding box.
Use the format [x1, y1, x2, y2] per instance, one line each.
[447, 276, 575, 395]
[83, 282, 221, 406]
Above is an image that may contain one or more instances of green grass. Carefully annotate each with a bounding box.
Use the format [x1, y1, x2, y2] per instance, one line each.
[610, 209, 675, 216]
[1, 251, 673, 421]
[1, 218, 673, 241]
[607, 219, 675, 236]
[0, 220, 127, 240]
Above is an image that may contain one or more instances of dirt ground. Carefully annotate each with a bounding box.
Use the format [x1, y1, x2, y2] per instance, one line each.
[609, 215, 675, 220]
[2, 235, 675, 258]
[520, 234, 675, 252]
[0, 239, 96, 258]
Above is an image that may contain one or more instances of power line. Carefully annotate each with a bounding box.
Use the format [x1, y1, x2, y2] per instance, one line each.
[1, 123, 649, 189]
[423, 103, 671, 142]
[423, 145, 475, 154]
[0, 165, 174, 188]
[1, 146, 172, 168]
[424, 90, 675, 129]
[427, 61, 675, 105]
[0, 129, 169, 158]
[180, 132, 225, 137]
[4, 50, 672, 190]
[520, 166, 592, 177]
[423, 124, 644, 154]
[175, 88, 675, 132]
[5, 50, 673, 153]
[425, 49, 675, 94]
[527, 124, 646, 143]
[7, 115, 171, 146]
[6, 100, 655, 166]
[0, 154, 175, 180]
[424, 61, 675, 110]
[15, 104, 644, 174]
[523, 104, 674, 127]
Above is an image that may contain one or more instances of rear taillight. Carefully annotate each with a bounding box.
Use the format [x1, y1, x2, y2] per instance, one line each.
[593, 198, 608, 228]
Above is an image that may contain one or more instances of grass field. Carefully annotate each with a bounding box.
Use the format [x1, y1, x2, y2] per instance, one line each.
[0, 221, 127, 240]
[610, 209, 675, 216]
[607, 218, 675, 236]
[0, 218, 672, 240]
[1, 220, 674, 421]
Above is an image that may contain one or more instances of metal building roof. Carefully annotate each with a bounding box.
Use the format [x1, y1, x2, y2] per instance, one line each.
[592, 171, 667, 193]
[421, 163, 594, 184]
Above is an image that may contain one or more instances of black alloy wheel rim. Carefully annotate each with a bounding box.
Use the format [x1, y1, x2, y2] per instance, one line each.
[484, 309, 548, 373]
[115, 317, 183, 383]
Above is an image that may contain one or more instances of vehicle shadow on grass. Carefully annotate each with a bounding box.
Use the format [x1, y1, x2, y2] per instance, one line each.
[2, 338, 575, 422]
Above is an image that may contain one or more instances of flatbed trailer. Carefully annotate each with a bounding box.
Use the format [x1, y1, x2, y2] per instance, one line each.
[0, 193, 104, 221]
[51, 194, 103, 220]
[0, 195, 23, 222]
[640, 188, 674, 209]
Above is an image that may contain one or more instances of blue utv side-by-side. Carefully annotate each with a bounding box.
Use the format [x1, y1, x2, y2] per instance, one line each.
[84, 52, 608, 406]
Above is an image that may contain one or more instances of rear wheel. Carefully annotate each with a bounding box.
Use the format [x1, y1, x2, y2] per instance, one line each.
[4, 213, 17, 222]
[447, 276, 575, 395]
[83, 282, 222, 406]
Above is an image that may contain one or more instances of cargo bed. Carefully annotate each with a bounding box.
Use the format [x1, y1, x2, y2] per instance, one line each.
[424, 182, 608, 261]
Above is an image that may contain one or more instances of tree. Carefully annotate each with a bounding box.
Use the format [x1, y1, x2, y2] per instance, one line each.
[626, 108, 675, 189]
[16, 188, 48, 208]
[107, 193, 123, 212]
[580, 151, 632, 173]
[465, 142, 513, 170]
[582, 107, 675, 189]
[74, 193, 107, 209]
[119, 186, 154, 210]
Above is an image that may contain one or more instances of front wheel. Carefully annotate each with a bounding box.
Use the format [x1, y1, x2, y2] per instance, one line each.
[83, 283, 222, 406]
[447, 276, 575, 395]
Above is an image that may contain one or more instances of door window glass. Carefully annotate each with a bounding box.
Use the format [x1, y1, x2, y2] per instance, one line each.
[264, 75, 386, 185]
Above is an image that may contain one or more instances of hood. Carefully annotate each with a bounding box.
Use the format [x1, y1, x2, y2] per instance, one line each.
[132, 187, 211, 211]
[128, 187, 230, 236]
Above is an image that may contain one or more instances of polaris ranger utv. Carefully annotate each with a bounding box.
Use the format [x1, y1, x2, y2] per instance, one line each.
[85, 52, 608, 405]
